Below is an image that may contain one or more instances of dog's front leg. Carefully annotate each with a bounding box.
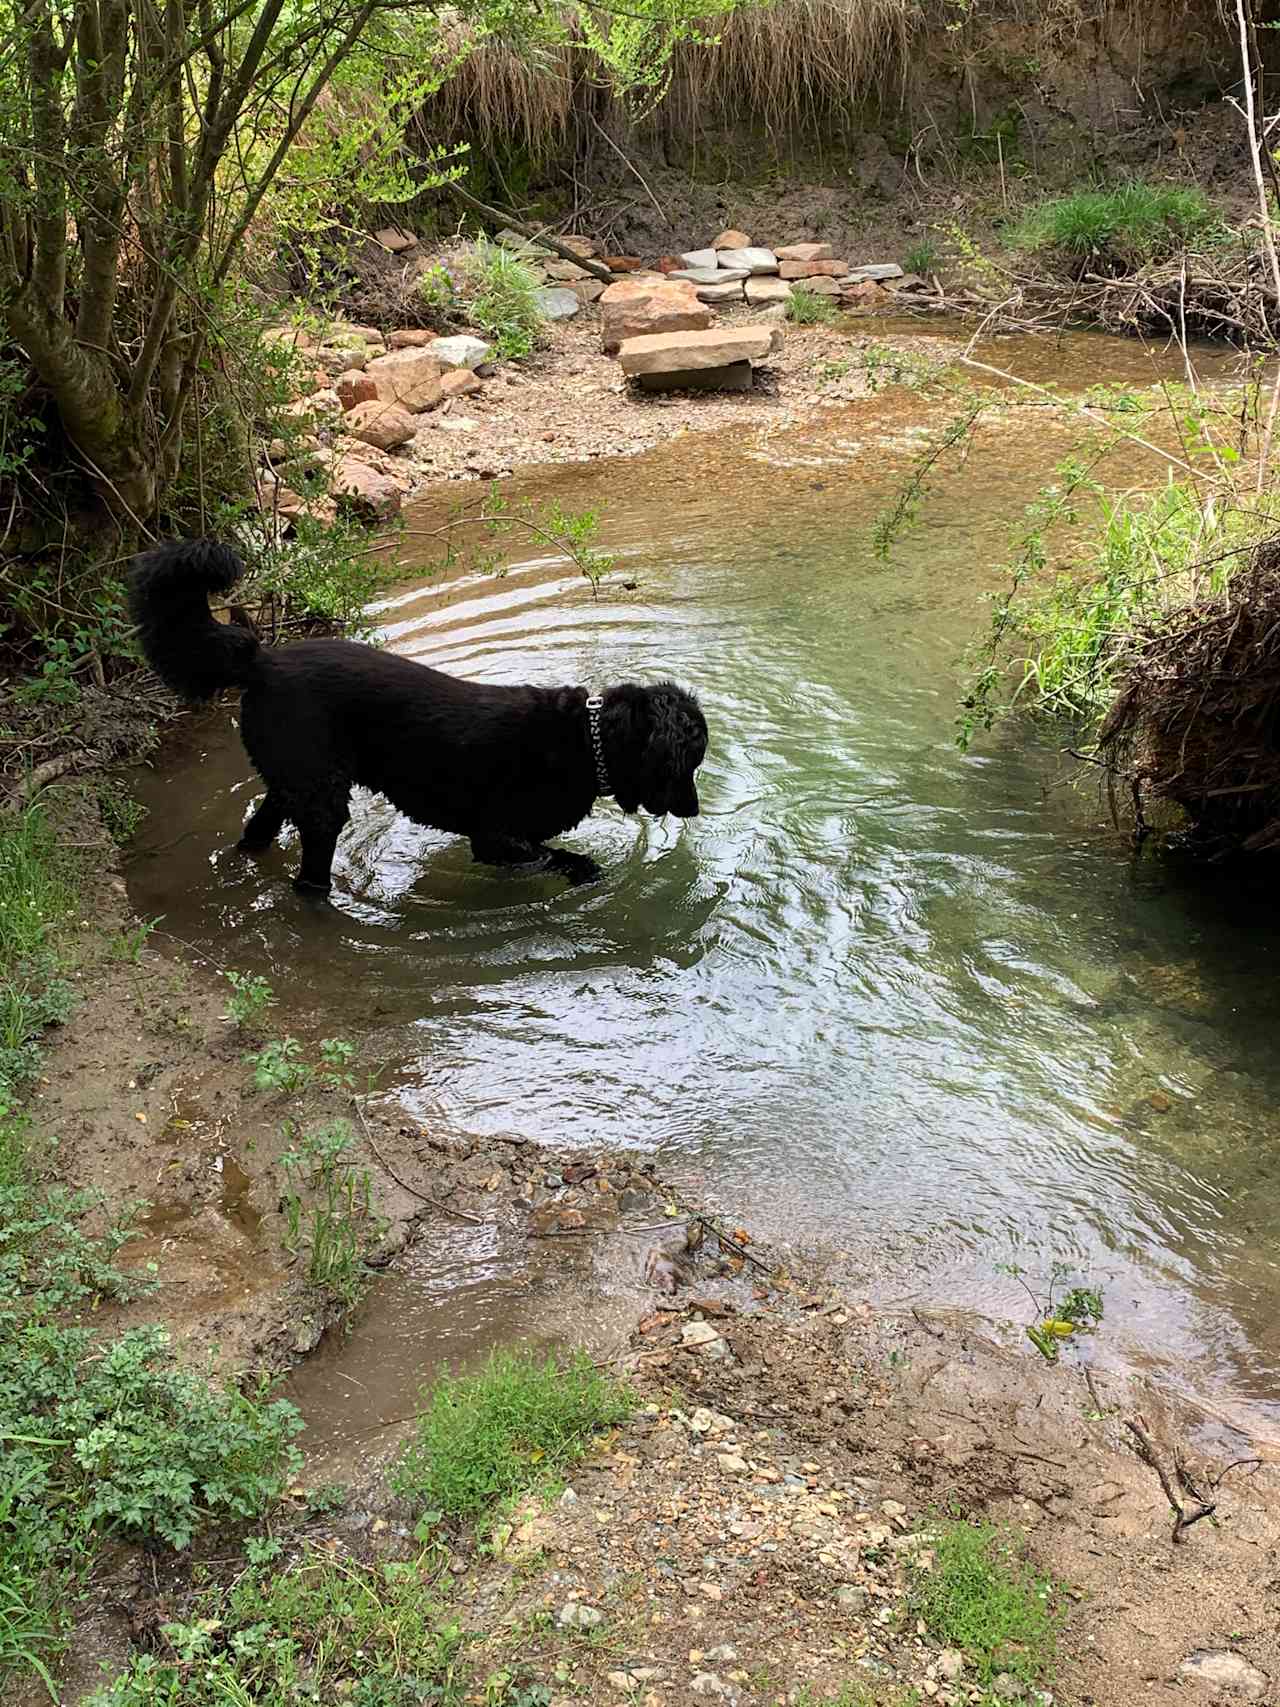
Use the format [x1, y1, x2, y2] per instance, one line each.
[238, 790, 287, 853]
[292, 786, 351, 895]
[470, 834, 542, 869]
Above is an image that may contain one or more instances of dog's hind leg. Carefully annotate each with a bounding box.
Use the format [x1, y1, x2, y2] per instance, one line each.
[545, 847, 602, 886]
[238, 790, 287, 853]
[290, 783, 351, 895]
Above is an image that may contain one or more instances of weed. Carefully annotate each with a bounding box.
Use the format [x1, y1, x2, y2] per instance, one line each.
[462, 240, 546, 360]
[303, 1480, 349, 1516]
[999, 1262, 1104, 1364]
[247, 1035, 314, 1093]
[87, 1549, 469, 1706]
[419, 262, 459, 313]
[910, 1520, 1060, 1693]
[2, 1321, 303, 1549]
[0, 803, 74, 1106]
[1009, 182, 1223, 274]
[280, 1119, 382, 1313]
[247, 1034, 359, 1094]
[94, 780, 148, 846]
[391, 1348, 635, 1522]
[109, 916, 160, 963]
[903, 235, 941, 277]
[221, 969, 276, 1031]
[786, 286, 840, 325]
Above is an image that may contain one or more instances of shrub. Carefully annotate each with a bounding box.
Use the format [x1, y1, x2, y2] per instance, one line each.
[391, 1348, 634, 1520]
[786, 286, 840, 325]
[1, 1322, 304, 1549]
[1009, 182, 1223, 274]
[461, 239, 546, 360]
[87, 1550, 468, 1707]
[903, 236, 941, 277]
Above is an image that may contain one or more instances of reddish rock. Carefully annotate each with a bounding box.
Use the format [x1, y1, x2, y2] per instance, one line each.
[373, 226, 417, 253]
[365, 347, 443, 412]
[387, 328, 439, 349]
[599, 279, 712, 354]
[331, 458, 402, 519]
[560, 234, 599, 258]
[841, 279, 886, 303]
[713, 228, 751, 249]
[656, 255, 683, 273]
[604, 255, 645, 272]
[778, 259, 848, 279]
[439, 368, 482, 399]
[342, 400, 416, 450]
[336, 370, 378, 411]
[775, 242, 834, 262]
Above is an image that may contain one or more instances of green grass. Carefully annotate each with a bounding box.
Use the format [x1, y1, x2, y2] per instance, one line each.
[0, 801, 74, 1129]
[462, 239, 546, 361]
[902, 237, 940, 277]
[86, 1550, 469, 1707]
[280, 1118, 382, 1315]
[910, 1520, 1060, 1695]
[786, 285, 840, 325]
[1009, 181, 1223, 273]
[1009, 480, 1273, 722]
[391, 1348, 635, 1521]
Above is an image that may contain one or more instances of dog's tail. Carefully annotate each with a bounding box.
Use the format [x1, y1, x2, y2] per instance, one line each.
[127, 538, 261, 701]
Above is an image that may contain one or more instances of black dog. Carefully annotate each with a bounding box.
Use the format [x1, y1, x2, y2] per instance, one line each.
[127, 539, 708, 895]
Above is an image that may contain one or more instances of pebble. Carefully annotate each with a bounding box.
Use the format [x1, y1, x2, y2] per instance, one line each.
[706, 1646, 738, 1664]
[1179, 1651, 1269, 1700]
[558, 1601, 605, 1630]
[937, 1650, 965, 1681]
[717, 1453, 750, 1476]
[682, 1322, 723, 1349]
[836, 1586, 868, 1612]
[690, 1674, 729, 1698]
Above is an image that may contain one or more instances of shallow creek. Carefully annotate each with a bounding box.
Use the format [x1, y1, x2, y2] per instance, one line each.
[128, 323, 1280, 1445]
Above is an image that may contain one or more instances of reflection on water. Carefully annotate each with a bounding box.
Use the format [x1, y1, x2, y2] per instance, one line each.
[128, 323, 1280, 1427]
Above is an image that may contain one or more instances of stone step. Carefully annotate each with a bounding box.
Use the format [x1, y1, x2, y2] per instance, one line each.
[618, 324, 783, 382]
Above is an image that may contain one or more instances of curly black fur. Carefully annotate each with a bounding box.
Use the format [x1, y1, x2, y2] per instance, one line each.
[127, 538, 708, 895]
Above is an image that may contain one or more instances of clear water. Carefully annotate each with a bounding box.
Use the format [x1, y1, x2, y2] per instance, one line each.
[128, 326, 1280, 1431]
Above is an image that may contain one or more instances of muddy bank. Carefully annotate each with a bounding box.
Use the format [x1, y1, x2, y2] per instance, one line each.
[16, 803, 1279, 1706]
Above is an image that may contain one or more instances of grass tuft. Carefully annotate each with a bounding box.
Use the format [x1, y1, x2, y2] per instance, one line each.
[1009, 181, 1223, 274]
[911, 1519, 1060, 1693]
[391, 1348, 635, 1521]
[461, 239, 546, 361]
[786, 286, 841, 325]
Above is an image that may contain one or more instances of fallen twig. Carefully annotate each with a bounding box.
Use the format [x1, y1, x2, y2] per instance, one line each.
[1125, 1415, 1215, 1543]
[351, 1098, 487, 1225]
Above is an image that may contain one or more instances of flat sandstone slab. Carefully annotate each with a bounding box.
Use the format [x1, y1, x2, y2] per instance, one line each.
[636, 360, 754, 392]
[618, 325, 781, 376]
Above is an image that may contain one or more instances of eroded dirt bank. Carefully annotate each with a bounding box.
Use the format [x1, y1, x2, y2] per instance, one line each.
[19, 827, 1280, 1707]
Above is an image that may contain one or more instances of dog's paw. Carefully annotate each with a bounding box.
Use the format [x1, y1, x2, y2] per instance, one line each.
[548, 851, 603, 887]
[292, 876, 332, 900]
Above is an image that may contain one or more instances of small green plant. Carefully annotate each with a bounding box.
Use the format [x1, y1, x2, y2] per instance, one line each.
[462, 239, 545, 361]
[95, 780, 148, 846]
[109, 916, 160, 963]
[419, 262, 459, 313]
[1009, 181, 1223, 274]
[786, 286, 840, 325]
[391, 1349, 635, 1522]
[222, 970, 276, 1030]
[246, 1034, 358, 1093]
[998, 1262, 1104, 1364]
[903, 235, 941, 277]
[910, 1520, 1060, 1693]
[279, 1119, 381, 1313]
[86, 1549, 469, 1707]
[247, 1036, 314, 1093]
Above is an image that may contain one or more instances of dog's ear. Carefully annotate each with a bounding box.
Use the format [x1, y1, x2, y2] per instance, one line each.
[643, 686, 705, 814]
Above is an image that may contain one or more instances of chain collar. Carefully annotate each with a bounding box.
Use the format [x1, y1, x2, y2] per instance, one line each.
[585, 692, 613, 797]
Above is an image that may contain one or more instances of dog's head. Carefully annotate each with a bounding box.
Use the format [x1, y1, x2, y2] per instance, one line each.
[603, 682, 708, 819]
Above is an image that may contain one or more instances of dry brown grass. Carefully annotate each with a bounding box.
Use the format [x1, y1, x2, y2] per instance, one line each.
[417, 0, 1228, 150]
